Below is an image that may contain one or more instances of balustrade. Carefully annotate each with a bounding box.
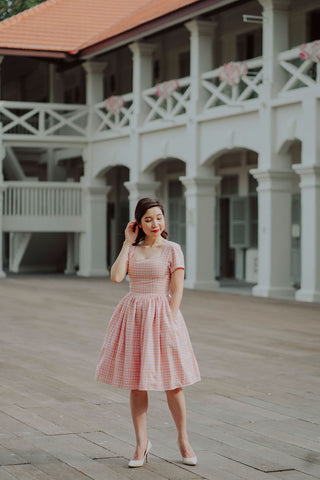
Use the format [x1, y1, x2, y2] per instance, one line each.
[279, 40, 320, 94]
[3, 182, 82, 217]
[0, 101, 88, 138]
[93, 92, 134, 136]
[0, 43, 319, 142]
[201, 57, 263, 111]
[142, 77, 191, 124]
[2, 182, 84, 232]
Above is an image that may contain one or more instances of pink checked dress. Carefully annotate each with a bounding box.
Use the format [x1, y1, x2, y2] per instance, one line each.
[95, 240, 201, 391]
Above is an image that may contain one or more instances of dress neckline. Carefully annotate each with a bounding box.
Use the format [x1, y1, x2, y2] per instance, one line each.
[132, 241, 168, 262]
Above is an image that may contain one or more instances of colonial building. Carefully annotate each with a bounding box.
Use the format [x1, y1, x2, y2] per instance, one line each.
[0, 0, 319, 302]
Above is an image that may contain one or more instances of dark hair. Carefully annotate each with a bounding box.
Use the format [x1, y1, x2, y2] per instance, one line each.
[133, 198, 168, 245]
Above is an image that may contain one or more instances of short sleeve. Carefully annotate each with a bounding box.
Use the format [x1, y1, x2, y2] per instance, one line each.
[169, 243, 185, 274]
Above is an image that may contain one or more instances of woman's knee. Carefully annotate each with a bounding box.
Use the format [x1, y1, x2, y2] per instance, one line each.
[131, 389, 148, 398]
[165, 387, 183, 396]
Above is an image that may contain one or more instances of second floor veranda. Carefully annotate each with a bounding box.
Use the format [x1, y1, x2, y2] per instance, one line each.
[1, 39, 320, 144]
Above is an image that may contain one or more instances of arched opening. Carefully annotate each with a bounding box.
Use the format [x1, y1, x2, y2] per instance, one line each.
[105, 166, 129, 268]
[214, 149, 258, 283]
[150, 158, 186, 255]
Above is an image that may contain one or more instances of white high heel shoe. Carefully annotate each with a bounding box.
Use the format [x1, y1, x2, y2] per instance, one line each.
[128, 440, 152, 468]
[177, 441, 198, 466]
[182, 454, 198, 466]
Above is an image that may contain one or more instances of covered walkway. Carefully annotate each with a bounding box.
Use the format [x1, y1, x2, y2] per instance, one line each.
[0, 276, 319, 479]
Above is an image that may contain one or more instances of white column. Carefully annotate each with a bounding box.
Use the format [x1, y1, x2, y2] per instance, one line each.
[127, 42, 157, 205]
[180, 176, 220, 290]
[82, 61, 107, 136]
[129, 42, 155, 126]
[78, 182, 111, 277]
[82, 61, 107, 104]
[293, 165, 320, 303]
[64, 233, 76, 275]
[259, 0, 290, 98]
[124, 180, 161, 219]
[0, 127, 5, 277]
[181, 22, 218, 290]
[185, 19, 216, 114]
[251, 169, 295, 298]
[0, 185, 5, 278]
[0, 56, 4, 100]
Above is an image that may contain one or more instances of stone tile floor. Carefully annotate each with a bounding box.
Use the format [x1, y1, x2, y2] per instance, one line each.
[0, 276, 319, 480]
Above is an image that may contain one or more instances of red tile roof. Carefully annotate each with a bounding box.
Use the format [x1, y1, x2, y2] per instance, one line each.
[78, 0, 208, 53]
[0, 0, 228, 57]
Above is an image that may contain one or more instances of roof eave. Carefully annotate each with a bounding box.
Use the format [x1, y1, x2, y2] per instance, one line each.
[0, 47, 70, 59]
[80, 0, 239, 59]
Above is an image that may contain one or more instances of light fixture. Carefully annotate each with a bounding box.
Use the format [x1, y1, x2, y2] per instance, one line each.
[242, 14, 263, 24]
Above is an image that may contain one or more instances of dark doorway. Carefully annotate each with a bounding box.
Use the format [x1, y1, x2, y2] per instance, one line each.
[219, 198, 235, 278]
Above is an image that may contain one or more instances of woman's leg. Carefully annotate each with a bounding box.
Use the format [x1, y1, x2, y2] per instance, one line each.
[130, 390, 149, 460]
[165, 387, 195, 458]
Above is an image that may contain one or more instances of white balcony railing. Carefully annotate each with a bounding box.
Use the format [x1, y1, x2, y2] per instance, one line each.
[3, 182, 82, 216]
[1, 44, 320, 142]
[142, 77, 191, 124]
[0, 101, 88, 138]
[2, 182, 84, 232]
[93, 93, 134, 135]
[279, 40, 320, 94]
[201, 57, 263, 112]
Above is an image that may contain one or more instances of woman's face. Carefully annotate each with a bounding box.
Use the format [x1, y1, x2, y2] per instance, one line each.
[139, 206, 165, 238]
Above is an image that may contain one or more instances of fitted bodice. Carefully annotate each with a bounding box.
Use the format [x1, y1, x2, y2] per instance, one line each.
[128, 244, 171, 295]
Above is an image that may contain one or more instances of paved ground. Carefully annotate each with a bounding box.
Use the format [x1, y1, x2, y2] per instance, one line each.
[0, 276, 320, 480]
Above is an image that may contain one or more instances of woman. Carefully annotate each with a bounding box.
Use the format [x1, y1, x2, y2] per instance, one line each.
[95, 198, 201, 468]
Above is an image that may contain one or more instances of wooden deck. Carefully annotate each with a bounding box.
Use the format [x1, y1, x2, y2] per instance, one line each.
[0, 276, 319, 480]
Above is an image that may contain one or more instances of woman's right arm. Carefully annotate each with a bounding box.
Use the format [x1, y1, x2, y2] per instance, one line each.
[110, 221, 137, 283]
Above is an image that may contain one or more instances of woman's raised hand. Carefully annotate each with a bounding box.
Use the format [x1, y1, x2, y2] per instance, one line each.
[125, 221, 139, 244]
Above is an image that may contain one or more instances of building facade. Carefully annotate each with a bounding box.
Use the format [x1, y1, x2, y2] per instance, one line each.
[0, 0, 319, 303]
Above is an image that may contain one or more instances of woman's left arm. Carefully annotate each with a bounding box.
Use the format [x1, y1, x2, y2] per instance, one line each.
[170, 268, 184, 320]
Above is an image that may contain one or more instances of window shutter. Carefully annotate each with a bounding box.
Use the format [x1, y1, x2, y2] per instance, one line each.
[229, 197, 249, 248]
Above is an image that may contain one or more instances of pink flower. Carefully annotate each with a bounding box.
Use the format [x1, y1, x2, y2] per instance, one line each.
[219, 62, 248, 86]
[299, 44, 309, 60]
[155, 80, 179, 99]
[105, 96, 124, 115]
[299, 41, 320, 63]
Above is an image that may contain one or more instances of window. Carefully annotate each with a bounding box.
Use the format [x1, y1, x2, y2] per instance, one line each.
[248, 174, 258, 194]
[229, 197, 249, 248]
[153, 60, 160, 83]
[249, 196, 258, 247]
[178, 51, 190, 78]
[221, 175, 239, 196]
[307, 9, 320, 42]
[168, 180, 186, 256]
[236, 30, 262, 61]
[248, 174, 258, 247]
